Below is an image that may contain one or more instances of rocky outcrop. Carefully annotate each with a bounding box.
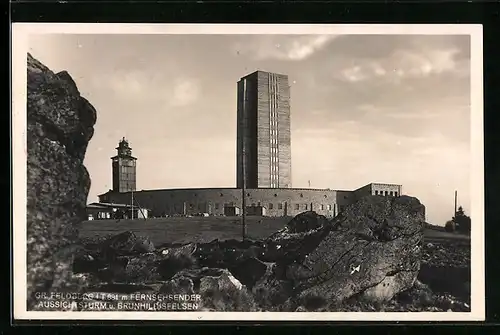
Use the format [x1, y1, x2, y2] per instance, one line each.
[26, 53, 96, 309]
[256, 195, 425, 310]
[70, 195, 425, 312]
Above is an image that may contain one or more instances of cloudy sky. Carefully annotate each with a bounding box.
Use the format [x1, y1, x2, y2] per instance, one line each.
[28, 32, 471, 226]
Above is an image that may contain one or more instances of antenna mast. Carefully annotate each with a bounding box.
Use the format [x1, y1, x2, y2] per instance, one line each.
[454, 190, 458, 217]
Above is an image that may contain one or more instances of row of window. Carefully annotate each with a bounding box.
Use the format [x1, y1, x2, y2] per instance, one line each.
[375, 190, 399, 196]
[160, 192, 334, 198]
[164, 202, 336, 211]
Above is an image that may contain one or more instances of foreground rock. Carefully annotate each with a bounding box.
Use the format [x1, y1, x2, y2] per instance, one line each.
[27, 53, 96, 310]
[252, 195, 425, 310]
[74, 195, 427, 312]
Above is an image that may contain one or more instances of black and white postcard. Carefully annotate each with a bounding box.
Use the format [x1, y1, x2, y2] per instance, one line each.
[12, 23, 484, 321]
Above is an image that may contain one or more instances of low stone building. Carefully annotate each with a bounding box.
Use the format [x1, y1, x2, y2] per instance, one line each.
[98, 183, 402, 218]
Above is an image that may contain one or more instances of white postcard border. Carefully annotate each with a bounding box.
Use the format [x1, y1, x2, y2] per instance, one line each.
[12, 23, 485, 322]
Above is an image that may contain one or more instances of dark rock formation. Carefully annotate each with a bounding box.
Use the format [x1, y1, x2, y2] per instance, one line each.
[286, 211, 329, 233]
[26, 53, 96, 309]
[255, 195, 425, 310]
[72, 195, 426, 311]
[73, 238, 197, 285]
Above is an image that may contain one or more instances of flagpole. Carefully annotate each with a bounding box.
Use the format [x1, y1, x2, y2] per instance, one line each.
[454, 190, 457, 217]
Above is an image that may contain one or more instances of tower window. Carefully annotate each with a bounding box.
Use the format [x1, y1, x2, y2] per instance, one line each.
[295, 204, 299, 210]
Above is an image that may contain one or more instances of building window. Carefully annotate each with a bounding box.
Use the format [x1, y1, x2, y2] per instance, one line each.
[324, 195, 327, 198]
[395, 192, 398, 197]
[384, 191, 388, 196]
[390, 191, 393, 196]
[215, 203, 220, 210]
[278, 203, 283, 210]
[304, 204, 308, 210]
[269, 203, 274, 210]
[247, 193, 250, 197]
[321, 204, 324, 210]
[375, 190, 379, 195]
[327, 204, 332, 210]
[295, 204, 299, 210]
[300, 193, 304, 198]
[274, 194, 278, 197]
[189, 204, 194, 209]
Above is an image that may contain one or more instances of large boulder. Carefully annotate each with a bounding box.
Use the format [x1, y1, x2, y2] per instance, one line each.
[256, 195, 425, 310]
[101, 231, 156, 256]
[26, 53, 96, 309]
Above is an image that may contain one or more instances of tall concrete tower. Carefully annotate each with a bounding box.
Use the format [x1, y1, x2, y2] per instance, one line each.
[111, 137, 137, 193]
[236, 70, 292, 189]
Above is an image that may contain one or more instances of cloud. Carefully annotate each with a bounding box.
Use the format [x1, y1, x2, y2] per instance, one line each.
[90, 70, 200, 108]
[170, 78, 200, 107]
[233, 35, 338, 61]
[338, 46, 466, 83]
[340, 65, 367, 83]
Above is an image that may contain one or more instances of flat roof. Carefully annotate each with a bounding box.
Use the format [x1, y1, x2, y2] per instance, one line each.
[240, 70, 289, 80]
[98, 187, 351, 197]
